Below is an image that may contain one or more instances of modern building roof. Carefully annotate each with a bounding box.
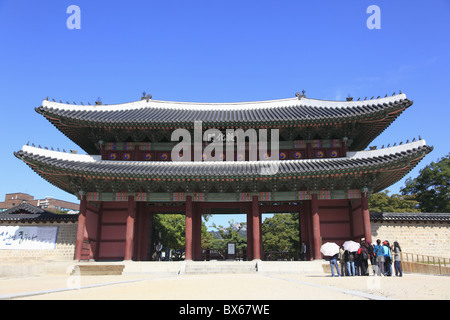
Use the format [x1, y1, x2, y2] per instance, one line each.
[14, 140, 432, 196]
[36, 94, 412, 154]
[0, 202, 78, 222]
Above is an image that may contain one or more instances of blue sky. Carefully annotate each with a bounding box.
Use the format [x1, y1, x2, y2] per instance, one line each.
[0, 1, 449, 228]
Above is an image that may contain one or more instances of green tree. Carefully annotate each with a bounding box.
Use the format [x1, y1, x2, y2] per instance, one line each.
[368, 190, 420, 213]
[401, 153, 450, 213]
[153, 214, 215, 251]
[153, 214, 186, 250]
[209, 220, 247, 252]
[262, 213, 299, 256]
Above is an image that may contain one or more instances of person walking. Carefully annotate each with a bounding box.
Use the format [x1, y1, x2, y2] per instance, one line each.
[374, 239, 385, 276]
[383, 240, 393, 276]
[339, 245, 347, 276]
[358, 240, 370, 276]
[392, 241, 403, 277]
[155, 241, 163, 261]
[345, 250, 356, 276]
[329, 252, 341, 277]
[355, 249, 361, 276]
[300, 241, 307, 261]
[367, 241, 376, 275]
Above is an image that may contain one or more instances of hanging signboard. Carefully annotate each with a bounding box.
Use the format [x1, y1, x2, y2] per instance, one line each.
[0, 226, 58, 250]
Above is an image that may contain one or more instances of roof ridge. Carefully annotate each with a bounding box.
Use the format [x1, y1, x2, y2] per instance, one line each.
[40, 93, 408, 112]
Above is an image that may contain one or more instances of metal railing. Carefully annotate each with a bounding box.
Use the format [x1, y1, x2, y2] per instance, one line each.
[263, 251, 296, 261]
[401, 252, 450, 276]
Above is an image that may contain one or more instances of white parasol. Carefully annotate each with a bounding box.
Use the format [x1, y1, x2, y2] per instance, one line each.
[320, 242, 340, 256]
[343, 240, 360, 252]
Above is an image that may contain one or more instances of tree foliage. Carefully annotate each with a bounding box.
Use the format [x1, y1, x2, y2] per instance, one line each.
[153, 214, 214, 251]
[153, 214, 186, 250]
[208, 220, 247, 252]
[262, 213, 299, 253]
[401, 153, 450, 213]
[368, 190, 420, 213]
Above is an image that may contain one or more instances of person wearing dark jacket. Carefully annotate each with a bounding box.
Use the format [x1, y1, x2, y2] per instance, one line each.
[339, 245, 347, 276]
[357, 241, 370, 276]
[367, 242, 376, 275]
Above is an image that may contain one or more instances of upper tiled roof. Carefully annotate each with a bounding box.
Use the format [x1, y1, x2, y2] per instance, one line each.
[37, 94, 411, 124]
[36, 93, 413, 154]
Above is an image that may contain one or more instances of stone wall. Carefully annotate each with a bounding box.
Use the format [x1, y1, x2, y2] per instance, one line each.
[0, 222, 77, 262]
[1, 219, 449, 263]
[371, 221, 450, 259]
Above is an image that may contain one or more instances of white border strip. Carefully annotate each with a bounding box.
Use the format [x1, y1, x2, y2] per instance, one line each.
[41, 94, 407, 112]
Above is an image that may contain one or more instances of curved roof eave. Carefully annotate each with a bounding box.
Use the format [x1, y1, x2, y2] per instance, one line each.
[16, 140, 431, 177]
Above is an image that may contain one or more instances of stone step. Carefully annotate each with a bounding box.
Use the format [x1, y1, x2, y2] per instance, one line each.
[256, 260, 327, 274]
[67, 261, 327, 276]
[72, 264, 125, 276]
[183, 261, 257, 274]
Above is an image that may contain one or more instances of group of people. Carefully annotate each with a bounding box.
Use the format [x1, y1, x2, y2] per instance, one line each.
[328, 239, 403, 277]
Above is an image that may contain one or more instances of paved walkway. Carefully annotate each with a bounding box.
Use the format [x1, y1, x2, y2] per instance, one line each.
[1, 271, 450, 300]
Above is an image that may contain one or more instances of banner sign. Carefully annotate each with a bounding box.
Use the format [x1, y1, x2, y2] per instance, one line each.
[0, 226, 58, 250]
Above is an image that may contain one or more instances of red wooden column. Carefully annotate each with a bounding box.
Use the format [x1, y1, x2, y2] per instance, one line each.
[185, 195, 193, 261]
[246, 202, 253, 261]
[304, 200, 314, 261]
[361, 193, 373, 244]
[94, 202, 103, 261]
[252, 195, 261, 260]
[311, 194, 322, 260]
[74, 195, 87, 261]
[192, 203, 202, 261]
[134, 202, 150, 261]
[124, 196, 136, 261]
[299, 201, 309, 260]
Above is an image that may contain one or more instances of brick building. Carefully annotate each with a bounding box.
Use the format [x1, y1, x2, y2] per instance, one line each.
[0, 193, 79, 213]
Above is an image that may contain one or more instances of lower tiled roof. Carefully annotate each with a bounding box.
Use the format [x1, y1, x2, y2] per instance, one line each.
[14, 140, 432, 195]
[0, 203, 78, 222]
[370, 212, 450, 222]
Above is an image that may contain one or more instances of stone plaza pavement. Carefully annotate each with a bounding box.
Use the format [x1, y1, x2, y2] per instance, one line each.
[1, 261, 450, 300]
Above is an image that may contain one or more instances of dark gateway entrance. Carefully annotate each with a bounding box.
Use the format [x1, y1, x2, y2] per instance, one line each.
[74, 195, 373, 262]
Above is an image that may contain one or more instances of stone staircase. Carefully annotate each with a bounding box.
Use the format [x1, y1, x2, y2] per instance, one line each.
[182, 261, 258, 274]
[71, 263, 125, 276]
[66, 260, 327, 276]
